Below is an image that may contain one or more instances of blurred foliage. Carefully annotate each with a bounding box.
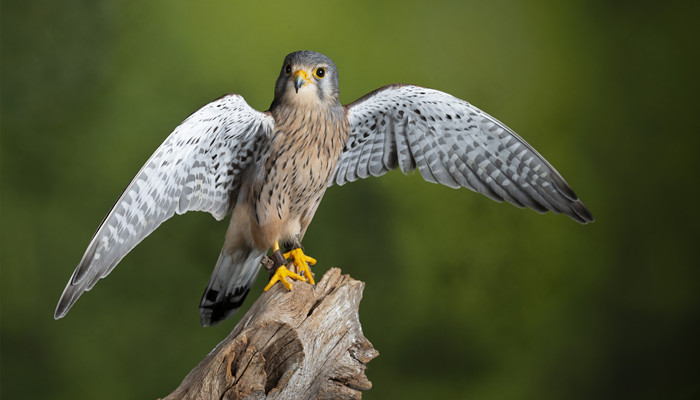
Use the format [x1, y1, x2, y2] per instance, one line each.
[2, 0, 699, 399]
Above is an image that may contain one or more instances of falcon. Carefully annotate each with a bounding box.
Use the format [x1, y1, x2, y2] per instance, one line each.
[54, 51, 593, 326]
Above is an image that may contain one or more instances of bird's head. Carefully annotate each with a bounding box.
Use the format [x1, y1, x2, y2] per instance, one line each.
[271, 51, 340, 110]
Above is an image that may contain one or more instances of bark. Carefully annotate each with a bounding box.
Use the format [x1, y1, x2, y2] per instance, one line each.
[162, 268, 378, 400]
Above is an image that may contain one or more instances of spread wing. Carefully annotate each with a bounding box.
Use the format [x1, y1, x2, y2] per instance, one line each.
[333, 84, 593, 223]
[55, 94, 274, 319]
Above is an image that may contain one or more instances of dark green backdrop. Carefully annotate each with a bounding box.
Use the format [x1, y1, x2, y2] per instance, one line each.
[2, 0, 698, 399]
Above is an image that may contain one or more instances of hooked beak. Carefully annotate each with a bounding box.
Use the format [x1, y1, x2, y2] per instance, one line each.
[293, 70, 310, 93]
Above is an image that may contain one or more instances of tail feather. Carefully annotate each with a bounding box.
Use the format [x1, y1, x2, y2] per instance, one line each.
[198, 247, 264, 326]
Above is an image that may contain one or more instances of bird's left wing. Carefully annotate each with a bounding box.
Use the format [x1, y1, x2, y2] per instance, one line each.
[55, 94, 274, 319]
[332, 84, 593, 223]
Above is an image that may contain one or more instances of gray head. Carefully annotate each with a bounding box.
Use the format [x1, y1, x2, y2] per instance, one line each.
[271, 51, 340, 110]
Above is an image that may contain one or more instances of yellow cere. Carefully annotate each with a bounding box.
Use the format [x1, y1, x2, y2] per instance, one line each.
[293, 69, 311, 82]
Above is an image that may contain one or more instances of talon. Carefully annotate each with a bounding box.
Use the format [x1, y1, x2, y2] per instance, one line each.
[264, 266, 306, 292]
[283, 248, 317, 285]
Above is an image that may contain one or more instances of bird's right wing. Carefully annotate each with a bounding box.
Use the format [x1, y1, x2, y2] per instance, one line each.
[55, 94, 274, 319]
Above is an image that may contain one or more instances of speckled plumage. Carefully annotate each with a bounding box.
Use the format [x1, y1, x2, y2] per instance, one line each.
[55, 51, 593, 326]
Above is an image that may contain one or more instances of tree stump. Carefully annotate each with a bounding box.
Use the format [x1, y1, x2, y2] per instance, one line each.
[163, 268, 378, 400]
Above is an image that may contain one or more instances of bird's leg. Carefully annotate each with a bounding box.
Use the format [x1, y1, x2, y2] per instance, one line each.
[264, 241, 306, 291]
[282, 240, 316, 286]
[270, 241, 288, 271]
[260, 242, 287, 277]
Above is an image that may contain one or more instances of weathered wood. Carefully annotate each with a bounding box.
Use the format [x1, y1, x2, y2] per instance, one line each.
[163, 268, 378, 400]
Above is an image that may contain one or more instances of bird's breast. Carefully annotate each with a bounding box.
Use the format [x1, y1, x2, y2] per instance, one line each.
[246, 107, 350, 241]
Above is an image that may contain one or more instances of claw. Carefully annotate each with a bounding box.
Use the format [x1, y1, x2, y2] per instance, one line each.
[263, 243, 317, 291]
[264, 266, 306, 291]
[284, 248, 316, 285]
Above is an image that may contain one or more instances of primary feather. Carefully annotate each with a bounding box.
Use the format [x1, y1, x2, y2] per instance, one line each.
[54, 94, 273, 319]
[334, 84, 593, 223]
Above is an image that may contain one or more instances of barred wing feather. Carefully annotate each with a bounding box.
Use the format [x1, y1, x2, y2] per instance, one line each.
[334, 84, 593, 223]
[54, 94, 274, 318]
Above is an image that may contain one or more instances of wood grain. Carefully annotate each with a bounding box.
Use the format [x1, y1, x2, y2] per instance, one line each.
[163, 268, 378, 400]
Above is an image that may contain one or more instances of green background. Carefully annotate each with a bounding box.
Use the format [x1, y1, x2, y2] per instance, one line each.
[2, 0, 698, 399]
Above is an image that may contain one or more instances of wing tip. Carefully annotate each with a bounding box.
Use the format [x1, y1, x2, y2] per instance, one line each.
[55, 245, 99, 319]
[54, 309, 67, 320]
[548, 174, 594, 224]
[54, 264, 96, 320]
[570, 200, 595, 224]
[54, 288, 76, 320]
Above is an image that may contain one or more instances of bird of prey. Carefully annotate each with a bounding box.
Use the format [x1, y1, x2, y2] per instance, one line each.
[54, 50, 593, 326]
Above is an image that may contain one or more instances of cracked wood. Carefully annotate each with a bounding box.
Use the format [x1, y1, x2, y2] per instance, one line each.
[162, 268, 378, 400]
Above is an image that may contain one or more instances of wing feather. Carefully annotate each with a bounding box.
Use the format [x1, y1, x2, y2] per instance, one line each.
[55, 94, 274, 318]
[335, 84, 593, 223]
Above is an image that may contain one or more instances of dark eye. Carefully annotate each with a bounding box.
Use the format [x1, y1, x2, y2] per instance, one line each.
[285, 64, 292, 75]
[314, 67, 325, 78]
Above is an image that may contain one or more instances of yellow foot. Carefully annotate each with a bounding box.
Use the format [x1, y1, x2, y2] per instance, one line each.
[284, 248, 317, 285]
[264, 266, 306, 291]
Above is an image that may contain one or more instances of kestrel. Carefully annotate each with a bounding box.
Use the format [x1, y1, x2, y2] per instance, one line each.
[55, 51, 593, 326]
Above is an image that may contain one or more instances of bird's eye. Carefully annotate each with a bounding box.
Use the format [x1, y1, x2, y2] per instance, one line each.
[314, 67, 326, 78]
[285, 64, 292, 75]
